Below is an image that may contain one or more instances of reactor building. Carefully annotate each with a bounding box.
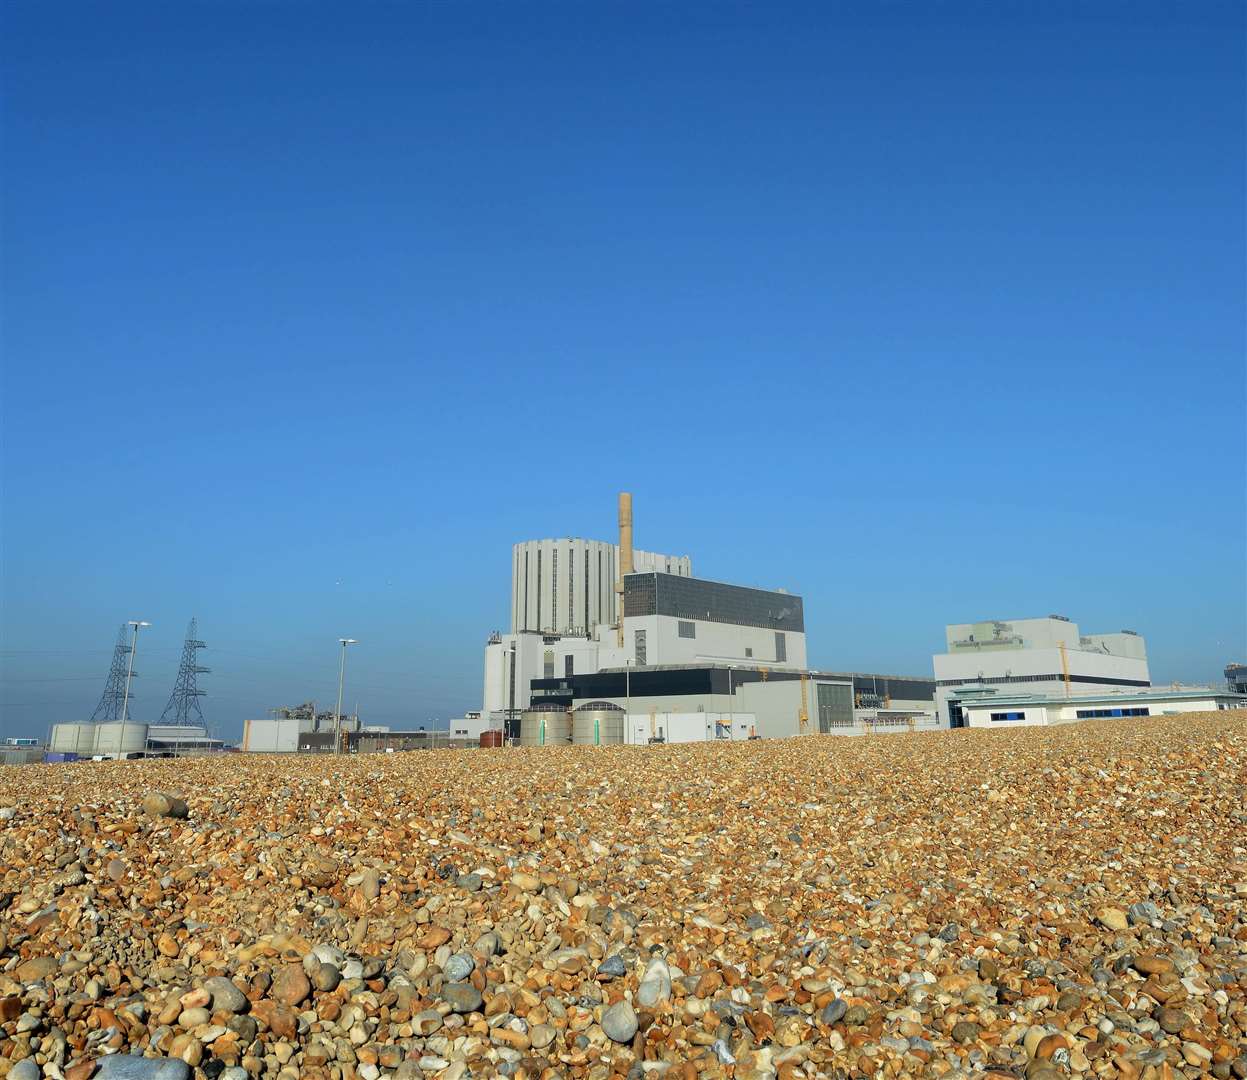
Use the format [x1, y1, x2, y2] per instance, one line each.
[477, 493, 936, 744]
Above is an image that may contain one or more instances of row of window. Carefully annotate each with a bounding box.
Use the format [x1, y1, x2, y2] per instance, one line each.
[1075, 707, 1149, 718]
[939, 674, 1149, 688]
[990, 711, 1027, 721]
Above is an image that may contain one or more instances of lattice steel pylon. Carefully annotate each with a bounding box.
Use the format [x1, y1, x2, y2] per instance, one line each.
[160, 618, 210, 725]
[89, 625, 133, 723]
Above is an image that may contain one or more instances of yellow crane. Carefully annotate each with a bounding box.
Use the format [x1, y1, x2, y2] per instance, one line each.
[799, 673, 809, 733]
[1059, 641, 1071, 698]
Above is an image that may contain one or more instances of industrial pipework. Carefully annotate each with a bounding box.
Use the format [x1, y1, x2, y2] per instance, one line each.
[616, 492, 633, 646]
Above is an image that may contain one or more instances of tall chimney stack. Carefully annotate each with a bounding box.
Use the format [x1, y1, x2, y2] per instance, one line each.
[616, 492, 633, 646]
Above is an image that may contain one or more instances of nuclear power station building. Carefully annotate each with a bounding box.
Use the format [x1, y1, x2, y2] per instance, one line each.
[477, 494, 937, 744]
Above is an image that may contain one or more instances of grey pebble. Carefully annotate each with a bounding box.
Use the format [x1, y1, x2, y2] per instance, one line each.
[443, 952, 475, 982]
[597, 954, 627, 979]
[601, 999, 638, 1043]
[96, 1056, 192, 1080]
[440, 982, 483, 1014]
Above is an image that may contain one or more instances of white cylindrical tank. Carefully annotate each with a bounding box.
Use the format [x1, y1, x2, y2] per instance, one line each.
[92, 722, 148, 757]
[50, 723, 97, 755]
[572, 701, 624, 745]
[520, 705, 570, 747]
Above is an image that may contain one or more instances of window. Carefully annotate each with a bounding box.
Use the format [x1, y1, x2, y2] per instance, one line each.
[1075, 707, 1150, 719]
[564, 654, 574, 677]
[543, 650, 554, 679]
[775, 632, 787, 662]
[989, 711, 1026, 722]
[745, 647, 753, 658]
[634, 629, 647, 666]
[678, 620, 696, 639]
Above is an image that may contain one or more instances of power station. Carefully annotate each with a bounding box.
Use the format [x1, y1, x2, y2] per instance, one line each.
[472, 493, 937, 745]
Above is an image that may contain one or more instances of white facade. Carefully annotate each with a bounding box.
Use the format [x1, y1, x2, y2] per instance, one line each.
[934, 616, 1151, 726]
[624, 614, 807, 670]
[959, 688, 1247, 728]
[511, 538, 691, 635]
[483, 630, 624, 719]
[449, 711, 491, 742]
[623, 711, 755, 744]
[242, 717, 302, 752]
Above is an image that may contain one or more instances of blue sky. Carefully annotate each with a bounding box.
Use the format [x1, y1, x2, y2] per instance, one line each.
[2, 1, 1244, 742]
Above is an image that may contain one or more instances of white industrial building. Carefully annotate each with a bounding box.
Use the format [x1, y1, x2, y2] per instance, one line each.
[478, 494, 938, 743]
[48, 721, 226, 759]
[511, 538, 690, 635]
[933, 616, 1151, 728]
[955, 685, 1247, 728]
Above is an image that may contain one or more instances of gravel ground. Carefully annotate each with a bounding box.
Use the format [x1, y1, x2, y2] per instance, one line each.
[1, 711, 1245, 1080]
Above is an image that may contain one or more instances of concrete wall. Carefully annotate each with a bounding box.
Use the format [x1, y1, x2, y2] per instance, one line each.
[511, 539, 691, 635]
[242, 717, 301, 752]
[626, 615, 807, 670]
[934, 639, 1152, 726]
[623, 711, 754, 744]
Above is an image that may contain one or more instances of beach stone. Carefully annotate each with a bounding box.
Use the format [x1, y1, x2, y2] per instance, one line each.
[440, 982, 483, 1013]
[17, 955, 58, 981]
[459, 872, 482, 892]
[312, 963, 341, 992]
[443, 952, 474, 982]
[0, 709, 1241, 1080]
[1156, 1006, 1188, 1033]
[597, 954, 627, 979]
[1095, 907, 1129, 931]
[820, 999, 847, 1024]
[843, 1004, 868, 1026]
[637, 955, 672, 1006]
[271, 964, 310, 1006]
[203, 977, 248, 1014]
[602, 1000, 638, 1043]
[141, 792, 188, 819]
[8, 1060, 41, 1080]
[96, 1057, 192, 1080]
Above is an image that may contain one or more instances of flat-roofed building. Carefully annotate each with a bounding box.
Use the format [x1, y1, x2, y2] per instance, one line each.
[934, 616, 1151, 727]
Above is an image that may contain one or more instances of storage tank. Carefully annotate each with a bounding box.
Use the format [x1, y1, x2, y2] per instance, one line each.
[572, 701, 624, 746]
[520, 704, 571, 747]
[91, 722, 148, 758]
[50, 723, 97, 755]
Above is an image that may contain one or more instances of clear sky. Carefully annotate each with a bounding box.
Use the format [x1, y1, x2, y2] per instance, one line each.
[2, 1, 1244, 743]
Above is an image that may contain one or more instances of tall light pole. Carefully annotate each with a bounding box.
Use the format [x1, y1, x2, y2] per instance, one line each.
[334, 638, 358, 755]
[625, 658, 635, 743]
[119, 620, 151, 759]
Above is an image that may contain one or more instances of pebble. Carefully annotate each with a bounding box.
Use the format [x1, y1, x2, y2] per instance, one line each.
[311, 962, 341, 992]
[96, 1058, 191, 1080]
[597, 954, 627, 979]
[9, 1060, 41, 1080]
[202, 976, 248, 1013]
[820, 998, 847, 1024]
[439, 982, 483, 1013]
[140, 792, 188, 819]
[636, 955, 672, 1006]
[270, 964, 310, 1006]
[442, 952, 474, 982]
[0, 712, 1241, 1079]
[601, 999, 638, 1042]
